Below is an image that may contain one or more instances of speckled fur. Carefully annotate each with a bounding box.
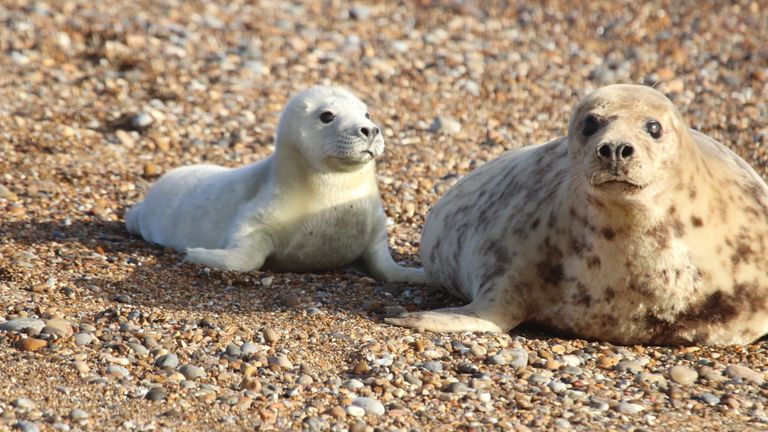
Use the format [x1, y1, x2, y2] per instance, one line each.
[388, 85, 768, 345]
[126, 86, 426, 284]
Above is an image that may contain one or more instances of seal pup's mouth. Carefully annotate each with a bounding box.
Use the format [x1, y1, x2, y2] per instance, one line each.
[590, 171, 645, 192]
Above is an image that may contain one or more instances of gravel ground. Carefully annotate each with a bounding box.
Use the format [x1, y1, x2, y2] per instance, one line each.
[1, 1, 768, 430]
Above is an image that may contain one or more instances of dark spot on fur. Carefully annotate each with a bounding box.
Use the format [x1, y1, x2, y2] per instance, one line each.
[530, 217, 540, 231]
[691, 216, 703, 227]
[601, 227, 615, 240]
[586, 255, 601, 269]
[646, 223, 671, 248]
[604, 286, 616, 302]
[688, 185, 697, 199]
[537, 261, 564, 286]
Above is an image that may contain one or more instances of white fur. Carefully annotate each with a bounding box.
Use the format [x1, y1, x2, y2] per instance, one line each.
[126, 86, 426, 283]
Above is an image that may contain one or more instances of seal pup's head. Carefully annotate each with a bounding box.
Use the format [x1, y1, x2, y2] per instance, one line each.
[567, 84, 691, 202]
[276, 86, 385, 173]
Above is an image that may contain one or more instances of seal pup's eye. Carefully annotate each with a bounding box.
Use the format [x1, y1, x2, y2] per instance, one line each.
[320, 111, 335, 123]
[646, 120, 663, 139]
[365, 113, 370, 119]
[582, 114, 600, 138]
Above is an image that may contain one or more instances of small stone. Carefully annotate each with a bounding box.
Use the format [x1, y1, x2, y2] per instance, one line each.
[589, 397, 610, 411]
[79, 323, 97, 333]
[240, 377, 261, 391]
[429, 115, 462, 135]
[13, 421, 40, 432]
[263, 328, 279, 344]
[74, 333, 92, 346]
[154, 353, 179, 369]
[127, 342, 148, 356]
[554, 419, 571, 429]
[131, 113, 153, 129]
[328, 406, 346, 419]
[469, 343, 487, 356]
[145, 387, 167, 401]
[268, 355, 292, 370]
[724, 364, 764, 384]
[240, 342, 260, 356]
[114, 294, 131, 303]
[352, 397, 385, 416]
[548, 380, 567, 393]
[669, 365, 698, 385]
[0, 184, 18, 200]
[225, 343, 241, 357]
[349, 5, 371, 20]
[545, 359, 561, 370]
[142, 163, 158, 178]
[74, 361, 90, 374]
[0, 318, 45, 334]
[699, 392, 720, 406]
[615, 401, 645, 414]
[444, 381, 469, 393]
[419, 360, 443, 373]
[615, 360, 643, 374]
[106, 365, 130, 378]
[561, 355, 582, 367]
[115, 130, 135, 147]
[260, 277, 273, 288]
[69, 409, 88, 422]
[16, 338, 47, 352]
[352, 361, 370, 375]
[14, 398, 35, 410]
[178, 365, 206, 380]
[346, 405, 365, 417]
[278, 292, 300, 307]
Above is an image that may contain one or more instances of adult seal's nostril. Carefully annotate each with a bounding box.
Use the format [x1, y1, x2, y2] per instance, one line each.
[360, 127, 370, 138]
[370, 126, 380, 137]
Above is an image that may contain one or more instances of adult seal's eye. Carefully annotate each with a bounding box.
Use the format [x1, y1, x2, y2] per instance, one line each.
[646, 120, 663, 139]
[320, 111, 335, 123]
[365, 113, 370, 119]
[582, 114, 600, 137]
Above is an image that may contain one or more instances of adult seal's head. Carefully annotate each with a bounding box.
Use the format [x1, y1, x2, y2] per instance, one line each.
[567, 84, 693, 202]
[276, 86, 384, 173]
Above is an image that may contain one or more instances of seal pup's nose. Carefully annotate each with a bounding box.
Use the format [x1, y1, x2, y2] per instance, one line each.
[597, 142, 634, 162]
[360, 126, 380, 140]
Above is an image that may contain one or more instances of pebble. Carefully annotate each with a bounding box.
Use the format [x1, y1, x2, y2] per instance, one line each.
[615, 401, 645, 414]
[69, 409, 89, 422]
[351, 397, 385, 416]
[74, 333, 93, 345]
[42, 319, 73, 337]
[444, 381, 469, 393]
[105, 365, 130, 378]
[328, 406, 346, 419]
[724, 364, 764, 384]
[73, 361, 90, 374]
[547, 380, 567, 393]
[268, 355, 292, 370]
[225, 343, 241, 357]
[145, 387, 167, 401]
[13, 421, 40, 432]
[155, 353, 179, 369]
[698, 392, 721, 406]
[127, 342, 148, 356]
[278, 292, 300, 307]
[263, 328, 280, 343]
[615, 360, 643, 374]
[130, 113, 153, 129]
[419, 360, 443, 373]
[0, 318, 45, 334]
[429, 115, 462, 135]
[16, 338, 47, 352]
[178, 364, 206, 380]
[346, 405, 365, 418]
[240, 342, 260, 356]
[14, 398, 35, 410]
[669, 365, 698, 385]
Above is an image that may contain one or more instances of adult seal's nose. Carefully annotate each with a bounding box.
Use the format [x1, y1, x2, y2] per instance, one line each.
[360, 126, 380, 140]
[597, 142, 634, 162]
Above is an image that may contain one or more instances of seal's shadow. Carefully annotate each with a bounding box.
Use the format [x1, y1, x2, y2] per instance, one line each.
[0, 217, 447, 319]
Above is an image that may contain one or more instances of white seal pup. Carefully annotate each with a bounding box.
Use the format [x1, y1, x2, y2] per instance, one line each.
[387, 84, 768, 345]
[126, 86, 426, 284]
